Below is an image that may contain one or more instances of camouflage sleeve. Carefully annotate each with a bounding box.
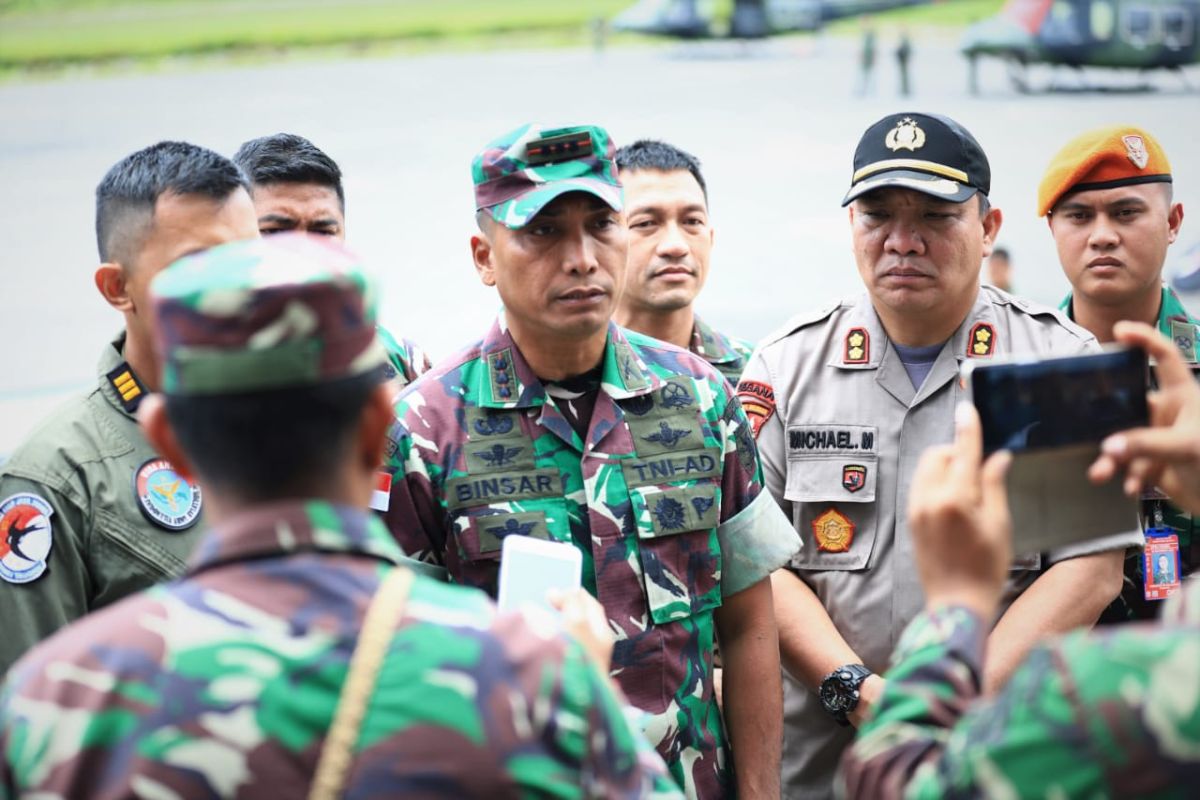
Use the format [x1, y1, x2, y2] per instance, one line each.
[842, 604, 1200, 799]
[380, 419, 450, 568]
[0, 475, 89, 673]
[376, 325, 432, 384]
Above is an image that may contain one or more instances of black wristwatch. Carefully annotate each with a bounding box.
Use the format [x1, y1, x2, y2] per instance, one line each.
[819, 663, 873, 726]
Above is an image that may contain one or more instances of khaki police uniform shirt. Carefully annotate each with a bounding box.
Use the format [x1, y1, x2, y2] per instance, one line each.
[0, 335, 204, 672]
[739, 286, 1145, 799]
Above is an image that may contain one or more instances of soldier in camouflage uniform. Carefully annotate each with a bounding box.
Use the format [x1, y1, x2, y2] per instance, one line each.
[1038, 124, 1199, 622]
[613, 139, 753, 388]
[0, 234, 679, 799]
[380, 122, 800, 798]
[233, 132, 432, 389]
[840, 321, 1200, 799]
[0, 142, 259, 672]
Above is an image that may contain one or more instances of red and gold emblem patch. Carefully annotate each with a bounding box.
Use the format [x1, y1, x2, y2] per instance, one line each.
[844, 328, 869, 364]
[736, 380, 776, 439]
[842, 464, 866, 493]
[968, 322, 995, 358]
[812, 507, 855, 553]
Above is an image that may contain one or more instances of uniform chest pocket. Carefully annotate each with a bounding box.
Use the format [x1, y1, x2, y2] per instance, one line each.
[627, 482, 723, 625]
[784, 454, 879, 571]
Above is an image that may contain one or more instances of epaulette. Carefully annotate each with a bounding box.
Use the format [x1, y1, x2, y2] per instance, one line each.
[105, 362, 147, 414]
[988, 288, 1095, 346]
[759, 300, 844, 348]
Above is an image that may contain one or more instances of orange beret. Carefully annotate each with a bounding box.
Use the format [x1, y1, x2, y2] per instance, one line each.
[1037, 125, 1171, 217]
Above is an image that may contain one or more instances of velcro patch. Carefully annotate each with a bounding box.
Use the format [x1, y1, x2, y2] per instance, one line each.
[0, 493, 54, 584]
[736, 380, 776, 439]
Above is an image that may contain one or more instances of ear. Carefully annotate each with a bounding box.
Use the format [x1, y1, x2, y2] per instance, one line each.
[358, 383, 395, 472]
[1167, 202, 1184, 245]
[980, 206, 1004, 258]
[137, 393, 198, 483]
[95, 263, 134, 313]
[471, 234, 496, 287]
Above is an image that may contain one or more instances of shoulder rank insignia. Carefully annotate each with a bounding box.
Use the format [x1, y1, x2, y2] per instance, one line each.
[1170, 319, 1198, 364]
[844, 328, 870, 364]
[736, 380, 776, 438]
[812, 507, 855, 553]
[842, 465, 866, 493]
[968, 322, 995, 358]
[134, 459, 203, 531]
[106, 363, 146, 414]
[0, 493, 54, 584]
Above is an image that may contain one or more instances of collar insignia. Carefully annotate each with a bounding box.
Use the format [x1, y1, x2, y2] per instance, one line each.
[968, 322, 995, 358]
[844, 328, 870, 364]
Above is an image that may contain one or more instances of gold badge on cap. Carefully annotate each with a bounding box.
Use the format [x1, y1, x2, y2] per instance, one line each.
[968, 322, 995, 358]
[1122, 135, 1149, 170]
[844, 327, 870, 364]
[885, 117, 926, 152]
[813, 507, 855, 553]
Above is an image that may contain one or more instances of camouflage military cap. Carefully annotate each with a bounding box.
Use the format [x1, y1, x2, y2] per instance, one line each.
[150, 233, 387, 395]
[472, 122, 623, 229]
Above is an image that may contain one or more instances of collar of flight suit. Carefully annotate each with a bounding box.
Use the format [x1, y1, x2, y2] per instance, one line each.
[827, 290, 1001, 407]
[475, 313, 664, 410]
[97, 331, 148, 420]
[185, 499, 406, 577]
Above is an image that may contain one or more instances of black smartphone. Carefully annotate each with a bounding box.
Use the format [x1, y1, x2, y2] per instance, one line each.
[965, 347, 1150, 456]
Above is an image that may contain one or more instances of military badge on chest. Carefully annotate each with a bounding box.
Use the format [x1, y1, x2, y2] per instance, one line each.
[841, 465, 867, 493]
[134, 459, 203, 531]
[812, 507, 855, 553]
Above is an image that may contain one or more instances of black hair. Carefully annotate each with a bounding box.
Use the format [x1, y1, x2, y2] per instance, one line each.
[614, 139, 708, 201]
[233, 133, 345, 208]
[165, 371, 380, 503]
[95, 141, 248, 265]
[991, 246, 1010, 261]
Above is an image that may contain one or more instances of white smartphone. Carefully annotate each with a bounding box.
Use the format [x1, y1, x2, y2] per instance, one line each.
[496, 535, 582, 615]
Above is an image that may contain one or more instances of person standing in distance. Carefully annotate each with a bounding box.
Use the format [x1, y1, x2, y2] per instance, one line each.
[0, 234, 678, 798]
[738, 112, 1141, 798]
[1040, 125, 1195, 621]
[233, 132, 431, 389]
[0, 142, 258, 672]
[613, 139, 754, 388]
[380, 122, 799, 798]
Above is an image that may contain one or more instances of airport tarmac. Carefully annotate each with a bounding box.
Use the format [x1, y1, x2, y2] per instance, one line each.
[2, 32, 1198, 453]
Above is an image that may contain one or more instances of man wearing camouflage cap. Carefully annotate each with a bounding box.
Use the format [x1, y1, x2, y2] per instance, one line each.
[738, 111, 1140, 798]
[0, 141, 259, 672]
[380, 122, 799, 797]
[0, 234, 678, 798]
[1040, 124, 1196, 621]
[232, 131, 433, 392]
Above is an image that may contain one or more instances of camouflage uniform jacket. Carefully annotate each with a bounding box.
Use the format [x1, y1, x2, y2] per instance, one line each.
[0, 334, 205, 673]
[1062, 285, 1200, 620]
[690, 316, 754, 389]
[377, 324, 433, 388]
[381, 316, 800, 798]
[0, 500, 681, 799]
[840, 580, 1200, 799]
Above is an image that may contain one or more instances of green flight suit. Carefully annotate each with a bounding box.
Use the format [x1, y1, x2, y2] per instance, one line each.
[1062, 284, 1200, 620]
[0, 334, 205, 671]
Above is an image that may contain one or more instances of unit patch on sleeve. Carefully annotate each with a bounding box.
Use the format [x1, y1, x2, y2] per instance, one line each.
[812, 507, 855, 553]
[968, 322, 995, 358]
[0, 493, 54, 584]
[735, 380, 776, 438]
[134, 459, 203, 531]
[844, 328, 870, 364]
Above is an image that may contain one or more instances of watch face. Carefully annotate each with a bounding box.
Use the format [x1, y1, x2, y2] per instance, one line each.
[820, 679, 851, 712]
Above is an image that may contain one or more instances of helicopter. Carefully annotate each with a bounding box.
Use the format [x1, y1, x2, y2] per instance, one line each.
[611, 0, 926, 39]
[961, 0, 1200, 93]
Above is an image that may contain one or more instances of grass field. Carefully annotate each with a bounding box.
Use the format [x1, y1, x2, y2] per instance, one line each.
[0, 0, 1006, 71]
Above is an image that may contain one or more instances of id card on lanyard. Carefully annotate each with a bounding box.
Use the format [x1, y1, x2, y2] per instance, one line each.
[1144, 502, 1182, 601]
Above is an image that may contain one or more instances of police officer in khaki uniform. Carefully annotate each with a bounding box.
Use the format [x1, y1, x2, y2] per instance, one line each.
[0, 141, 258, 671]
[737, 112, 1143, 798]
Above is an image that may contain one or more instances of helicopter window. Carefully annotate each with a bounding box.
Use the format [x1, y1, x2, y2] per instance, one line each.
[1122, 6, 1159, 47]
[1162, 8, 1193, 48]
[1089, 0, 1116, 40]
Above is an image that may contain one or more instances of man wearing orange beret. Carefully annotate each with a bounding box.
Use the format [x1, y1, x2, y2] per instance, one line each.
[1041, 124, 1195, 620]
